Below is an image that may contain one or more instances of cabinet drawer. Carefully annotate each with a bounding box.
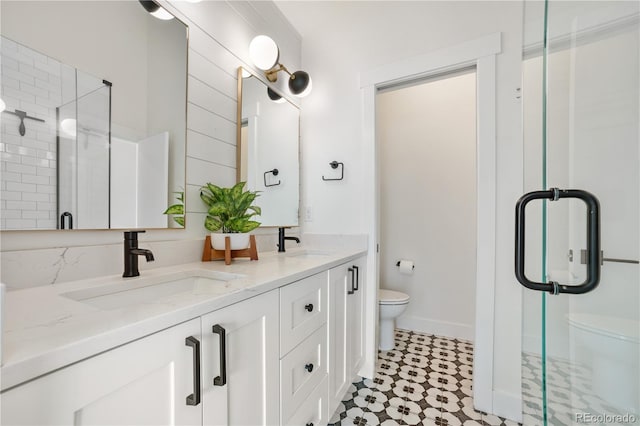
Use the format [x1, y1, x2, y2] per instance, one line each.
[280, 325, 327, 422]
[280, 272, 328, 355]
[283, 376, 328, 426]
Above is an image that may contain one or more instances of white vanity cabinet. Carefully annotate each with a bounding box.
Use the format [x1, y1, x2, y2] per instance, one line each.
[279, 272, 329, 426]
[1, 318, 203, 426]
[328, 257, 366, 413]
[201, 289, 280, 426]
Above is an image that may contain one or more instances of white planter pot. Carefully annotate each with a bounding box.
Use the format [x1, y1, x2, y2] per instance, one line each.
[211, 233, 250, 251]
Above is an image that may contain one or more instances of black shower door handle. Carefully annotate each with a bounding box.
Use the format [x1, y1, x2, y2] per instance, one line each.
[515, 188, 601, 295]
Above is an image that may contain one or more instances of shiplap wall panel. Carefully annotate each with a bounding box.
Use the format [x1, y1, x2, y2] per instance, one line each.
[188, 49, 237, 99]
[187, 77, 237, 123]
[187, 130, 236, 169]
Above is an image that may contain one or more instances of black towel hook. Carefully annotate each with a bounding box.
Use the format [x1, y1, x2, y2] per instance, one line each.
[264, 168, 281, 187]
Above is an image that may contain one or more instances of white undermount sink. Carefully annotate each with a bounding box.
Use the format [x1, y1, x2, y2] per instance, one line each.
[61, 270, 243, 310]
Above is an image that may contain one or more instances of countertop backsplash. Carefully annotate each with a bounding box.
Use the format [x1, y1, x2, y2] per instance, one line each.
[0, 231, 367, 291]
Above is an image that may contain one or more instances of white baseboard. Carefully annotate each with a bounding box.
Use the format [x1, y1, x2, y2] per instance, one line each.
[396, 314, 475, 342]
[492, 390, 522, 423]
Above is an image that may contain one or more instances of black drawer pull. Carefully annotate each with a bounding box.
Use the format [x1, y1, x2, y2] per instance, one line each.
[347, 268, 355, 295]
[353, 265, 359, 291]
[185, 336, 201, 406]
[212, 324, 227, 386]
[305, 363, 314, 373]
[306, 423, 314, 426]
[304, 303, 314, 312]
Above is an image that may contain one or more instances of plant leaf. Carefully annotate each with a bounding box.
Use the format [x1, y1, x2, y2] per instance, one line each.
[204, 216, 222, 232]
[163, 204, 184, 215]
[173, 216, 185, 227]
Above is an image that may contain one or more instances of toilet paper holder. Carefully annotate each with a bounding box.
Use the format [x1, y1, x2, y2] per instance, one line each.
[396, 261, 415, 270]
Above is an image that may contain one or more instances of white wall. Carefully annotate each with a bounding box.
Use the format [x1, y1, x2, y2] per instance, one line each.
[276, 0, 524, 419]
[377, 72, 477, 341]
[0, 1, 302, 288]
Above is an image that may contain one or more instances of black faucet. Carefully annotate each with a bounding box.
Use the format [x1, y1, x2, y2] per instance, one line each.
[123, 231, 155, 278]
[278, 227, 301, 253]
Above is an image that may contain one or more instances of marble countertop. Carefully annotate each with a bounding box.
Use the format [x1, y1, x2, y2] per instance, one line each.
[1, 247, 366, 391]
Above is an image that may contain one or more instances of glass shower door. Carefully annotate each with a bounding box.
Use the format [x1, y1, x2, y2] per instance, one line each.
[521, 1, 639, 424]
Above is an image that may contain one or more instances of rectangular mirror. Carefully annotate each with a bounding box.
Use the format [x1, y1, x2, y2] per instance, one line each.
[237, 67, 299, 227]
[0, 1, 187, 230]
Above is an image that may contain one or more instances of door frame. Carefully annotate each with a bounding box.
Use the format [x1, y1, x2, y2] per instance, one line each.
[359, 32, 501, 414]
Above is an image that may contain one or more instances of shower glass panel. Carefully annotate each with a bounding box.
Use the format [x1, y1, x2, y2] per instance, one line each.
[522, 1, 639, 424]
[56, 71, 111, 229]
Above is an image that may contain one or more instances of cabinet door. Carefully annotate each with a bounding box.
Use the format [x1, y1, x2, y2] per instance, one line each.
[328, 263, 350, 412]
[348, 257, 366, 376]
[1, 319, 202, 426]
[201, 289, 279, 426]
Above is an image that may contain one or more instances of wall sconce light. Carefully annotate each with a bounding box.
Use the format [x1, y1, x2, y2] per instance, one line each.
[249, 35, 312, 98]
[138, 0, 174, 20]
[267, 88, 285, 104]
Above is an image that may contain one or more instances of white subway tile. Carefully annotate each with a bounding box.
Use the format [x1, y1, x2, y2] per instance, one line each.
[37, 150, 55, 160]
[1, 152, 21, 164]
[6, 200, 36, 210]
[22, 174, 49, 185]
[0, 191, 21, 201]
[21, 156, 49, 167]
[34, 77, 62, 93]
[19, 82, 49, 99]
[1, 37, 18, 52]
[1, 75, 20, 89]
[19, 63, 49, 81]
[36, 167, 56, 177]
[5, 218, 37, 229]
[6, 181, 36, 193]
[2, 86, 35, 103]
[18, 44, 49, 64]
[5, 144, 37, 157]
[1, 171, 21, 182]
[37, 201, 54, 211]
[1, 56, 19, 71]
[36, 219, 56, 229]
[2, 66, 35, 86]
[22, 210, 50, 219]
[37, 184, 55, 194]
[34, 59, 61, 77]
[2, 209, 22, 219]
[36, 132, 56, 143]
[22, 192, 49, 202]
[5, 162, 36, 174]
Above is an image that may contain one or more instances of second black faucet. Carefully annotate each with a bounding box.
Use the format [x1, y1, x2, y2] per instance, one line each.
[278, 227, 301, 252]
[123, 230, 155, 278]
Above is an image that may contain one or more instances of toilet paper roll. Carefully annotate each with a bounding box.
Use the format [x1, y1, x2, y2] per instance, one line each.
[398, 260, 414, 275]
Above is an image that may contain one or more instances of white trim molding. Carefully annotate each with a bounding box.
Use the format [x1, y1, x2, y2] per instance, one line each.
[359, 32, 506, 418]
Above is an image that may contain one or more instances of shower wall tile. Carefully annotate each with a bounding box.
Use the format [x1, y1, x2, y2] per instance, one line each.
[1, 36, 59, 230]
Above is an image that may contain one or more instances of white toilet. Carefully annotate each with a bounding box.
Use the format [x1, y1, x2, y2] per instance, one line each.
[567, 313, 639, 412]
[378, 289, 410, 351]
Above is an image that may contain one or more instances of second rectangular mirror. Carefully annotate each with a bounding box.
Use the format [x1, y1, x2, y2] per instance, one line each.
[237, 67, 299, 227]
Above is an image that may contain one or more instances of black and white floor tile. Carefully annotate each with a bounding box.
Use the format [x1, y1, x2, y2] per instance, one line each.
[329, 329, 520, 426]
[521, 353, 627, 426]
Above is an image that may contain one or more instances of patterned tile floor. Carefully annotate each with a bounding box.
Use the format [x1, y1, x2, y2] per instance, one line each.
[328, 329, 520, 426]
[521, 353, 631, 425]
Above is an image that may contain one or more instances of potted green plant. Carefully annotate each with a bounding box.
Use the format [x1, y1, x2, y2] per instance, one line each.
[200, 181, 261, 250]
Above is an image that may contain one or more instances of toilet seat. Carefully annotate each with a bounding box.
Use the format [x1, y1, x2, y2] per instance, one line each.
[379, 289, 410, 305]
[567, 313, 640, 343]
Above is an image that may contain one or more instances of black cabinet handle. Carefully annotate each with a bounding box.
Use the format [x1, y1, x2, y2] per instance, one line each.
[305, 303, 314, 312]
[185, 336, 201, 406]
[305, 363, 314, 373]
[60, 211, 73, 230]
[347, 268, 355, 295]
[306, 423, 314, 426]
[212, 324, 227, 386]
[352, 265, 359, 291]
[515, 188, 601, 295]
